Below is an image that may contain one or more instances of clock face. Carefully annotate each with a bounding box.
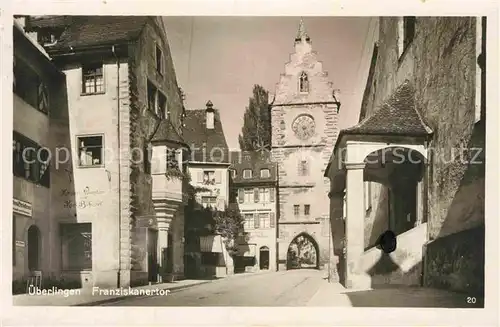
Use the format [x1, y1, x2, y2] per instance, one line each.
[292, 114, 316, 140]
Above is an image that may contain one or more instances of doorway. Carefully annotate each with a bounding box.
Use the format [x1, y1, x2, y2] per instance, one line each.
[166, 232, 173, 273]
[27, 225, 41, 271]
[259, 246, 270, 270]
[147, 228, 158, 282]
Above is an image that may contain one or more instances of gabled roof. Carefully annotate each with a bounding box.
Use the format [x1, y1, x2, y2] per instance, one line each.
[31, 16, 149, 51]
[26, 15, 73, 30]
[182, 109, 230, 164]
[342, 80, 432, 136]
[229, 151, 277, 185]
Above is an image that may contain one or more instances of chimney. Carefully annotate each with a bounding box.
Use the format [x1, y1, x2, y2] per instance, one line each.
[205, 100, 215, 130]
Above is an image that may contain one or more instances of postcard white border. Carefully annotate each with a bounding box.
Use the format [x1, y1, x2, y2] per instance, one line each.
[1, 0, 499, 326]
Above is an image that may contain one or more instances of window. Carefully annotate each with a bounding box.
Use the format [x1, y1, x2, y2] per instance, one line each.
[243, 169, 252, 179]
[304, 204, 310, 216]
[147, 80, 156, 112]
[82, 63, 104, 94]
[259, 188, 270, 203]
[203, 170, 215, 185]
[12, 131, 50, 187]
[166, 148, 179, 170]
[147, 80, 167, 117]
[201, 196, 217, 208]
[299, 71, 309, 93]
[398, 17, 416, 57]
[13, 57, 48, 114]
[259, 213, 271, 229]
[77, 135, 103, 167]
[244, 189, 253, 203]
[298, 160, 309, 176]
[294, 205, 300, 217]
[143, 144, 152, 174]
[155, 44, 163, 75]
[60, 223, 92, 270]
[260, 169, 270, 178]
[231, 169, 237, 178]
[244, 213, 254, 230]
[157, 92, 167, 119]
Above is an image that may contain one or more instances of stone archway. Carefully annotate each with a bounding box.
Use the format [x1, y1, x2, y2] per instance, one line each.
[27, 225, 41, 271]
[363, 146, 426, 237]
[286, 233, 319, 270]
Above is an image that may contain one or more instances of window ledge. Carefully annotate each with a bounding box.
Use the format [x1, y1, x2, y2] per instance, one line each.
[77, 164, 105, 169]
[80, 91, 106, 97]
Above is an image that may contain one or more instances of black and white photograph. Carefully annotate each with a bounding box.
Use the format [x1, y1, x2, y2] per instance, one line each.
[2, 0, 498, 326]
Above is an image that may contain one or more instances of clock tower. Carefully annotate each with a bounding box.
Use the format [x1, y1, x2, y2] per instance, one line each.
[270, 19, 340, 274]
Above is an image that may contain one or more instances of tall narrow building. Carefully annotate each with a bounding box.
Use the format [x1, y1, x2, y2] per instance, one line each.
[270, 20, 340, 273]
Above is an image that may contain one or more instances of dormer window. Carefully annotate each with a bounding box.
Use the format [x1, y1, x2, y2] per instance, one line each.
[299, 71, 309, 93]
[243, 169, 252, 179]
[206, 100, 215, 129]
[37, 31, 56, 45]
[260, 169, 270, 178]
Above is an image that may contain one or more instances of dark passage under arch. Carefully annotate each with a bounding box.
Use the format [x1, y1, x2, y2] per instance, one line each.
[286, 233, 319, 270]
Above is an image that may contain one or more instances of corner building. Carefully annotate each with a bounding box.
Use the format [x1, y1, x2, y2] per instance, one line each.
[25, 16, 189, 288]
[270, 20, 340, 273]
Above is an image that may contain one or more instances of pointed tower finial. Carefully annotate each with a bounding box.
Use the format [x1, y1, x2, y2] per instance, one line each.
[295, 18, 310, 43]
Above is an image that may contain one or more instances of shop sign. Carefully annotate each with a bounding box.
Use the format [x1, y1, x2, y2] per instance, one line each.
[13, 198, 32, 217]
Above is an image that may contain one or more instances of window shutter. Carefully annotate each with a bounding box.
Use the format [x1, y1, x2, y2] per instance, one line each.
[215, 171, 222, 184]
[197, 171, 203, 182]
[270, 212, 275, 228]
[254, 213, 260, 229]
[254, 188, 259, 203]
[238, 189, 244, 204]
[270, 188, 275, 202]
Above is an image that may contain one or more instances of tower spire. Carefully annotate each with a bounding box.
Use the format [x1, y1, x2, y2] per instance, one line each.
[295, 18, 310, 43]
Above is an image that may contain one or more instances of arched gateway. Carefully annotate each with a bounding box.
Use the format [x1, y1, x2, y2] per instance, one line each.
[286, 233, 319, 270]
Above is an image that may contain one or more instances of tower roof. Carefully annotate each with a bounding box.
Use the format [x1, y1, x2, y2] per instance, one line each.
[295, 18, 310, 42]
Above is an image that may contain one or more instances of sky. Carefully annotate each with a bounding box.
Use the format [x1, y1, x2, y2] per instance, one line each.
[163, 17, 376, 150]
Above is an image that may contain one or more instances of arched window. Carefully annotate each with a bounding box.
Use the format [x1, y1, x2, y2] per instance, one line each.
[299, 72, 309, 93]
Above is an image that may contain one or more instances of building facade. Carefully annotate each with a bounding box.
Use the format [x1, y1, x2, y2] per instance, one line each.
[270, 20, 340, 272]
[326, 17, 485, 294]
[229, 152, 279, 273]
[183, 101, 233, 278]
[23, 15, 189, 288]
[12, 18, 71, 284]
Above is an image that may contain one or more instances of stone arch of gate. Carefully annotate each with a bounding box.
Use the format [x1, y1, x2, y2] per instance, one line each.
[286, 232, 320, 270]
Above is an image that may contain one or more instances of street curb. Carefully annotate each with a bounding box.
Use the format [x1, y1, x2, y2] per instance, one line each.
[72, 280, 213, 306]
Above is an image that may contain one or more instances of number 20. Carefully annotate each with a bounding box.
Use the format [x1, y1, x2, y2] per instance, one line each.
[467, 297, 477, 304]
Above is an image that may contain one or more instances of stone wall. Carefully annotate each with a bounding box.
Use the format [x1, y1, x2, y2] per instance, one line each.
[423, 225, 484, 295]
[362, 17, 485, 293]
